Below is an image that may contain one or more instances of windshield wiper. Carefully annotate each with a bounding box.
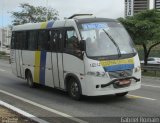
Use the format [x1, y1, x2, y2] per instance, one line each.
[103, 29, 121, 58]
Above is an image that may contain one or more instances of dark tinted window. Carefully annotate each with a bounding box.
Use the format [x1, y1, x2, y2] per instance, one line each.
[12, 31, 27, 49]
[50, 30, 63, 52]
[28, 31, 37, 50]
[19, 32, 27, 50]
[65, 28, 80, 50]
[64, 28, 82, 58]
[38, 30, 50, 50]
[15, 32, 21, 49]
[11, 32, 15, 49]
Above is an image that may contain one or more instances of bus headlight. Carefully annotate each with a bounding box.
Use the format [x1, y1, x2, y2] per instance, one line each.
[87, 71, 106, 77]
[134, 66, 141, 73]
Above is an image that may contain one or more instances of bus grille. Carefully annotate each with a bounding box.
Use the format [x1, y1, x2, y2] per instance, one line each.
[108, 70, 133, 79]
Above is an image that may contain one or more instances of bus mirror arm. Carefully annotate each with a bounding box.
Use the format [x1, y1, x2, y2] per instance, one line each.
[80, 40, 86, 51]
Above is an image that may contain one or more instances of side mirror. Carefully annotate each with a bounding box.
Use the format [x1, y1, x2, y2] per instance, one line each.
[80, 40, 86, 51]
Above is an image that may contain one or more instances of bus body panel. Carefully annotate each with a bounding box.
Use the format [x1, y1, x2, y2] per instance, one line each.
[16, 50, 24, 78]
[63, 53, 84, 74]
[57, 53, 64, 89]
[22, 51, 55, 88]
[15, 50, 21, 77]
[12, 21, 66, 31]
[45, 52, 54, 88]
[81, 54, 141, 96]
[10, 49, 24, 78]
[51, 53, 60, 88]
[10, 49, 17, 76]
[22, 50, 35, 81]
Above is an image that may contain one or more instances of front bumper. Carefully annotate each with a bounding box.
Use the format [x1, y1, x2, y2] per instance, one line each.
[101, 76, 140, 88]
[81, 76, 141, 96]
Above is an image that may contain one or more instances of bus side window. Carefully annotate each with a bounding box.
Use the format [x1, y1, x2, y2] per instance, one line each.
[38, 30, 50, 51]
[15, 32, 20, 49]
[13, 31, 27, 50]
[50, 30, 57, 51]
[50, 30, 62, 52]
[27, 31, 38, 50]
[20, 32, 27, 50]
[64, 28, 82, 58]
[65, 28, 80, 51]
[11, 32, 15, 49]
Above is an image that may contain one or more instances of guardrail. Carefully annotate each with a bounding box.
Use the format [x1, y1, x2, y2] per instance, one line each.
[0, 55, 10, 60]
[141, 63, 160, 75]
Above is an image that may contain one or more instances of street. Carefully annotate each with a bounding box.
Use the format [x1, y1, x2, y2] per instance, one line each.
[0, 59, 160, 123]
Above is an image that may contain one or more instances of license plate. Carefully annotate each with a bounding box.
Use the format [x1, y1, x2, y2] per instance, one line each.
[119, 80, 131, 85]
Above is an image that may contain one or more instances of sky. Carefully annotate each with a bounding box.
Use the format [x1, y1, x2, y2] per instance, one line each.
[0, 0, 154, 27]
[0, 0, 126, 27]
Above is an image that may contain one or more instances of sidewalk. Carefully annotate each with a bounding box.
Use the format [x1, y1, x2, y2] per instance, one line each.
[0, 106, 37, 123]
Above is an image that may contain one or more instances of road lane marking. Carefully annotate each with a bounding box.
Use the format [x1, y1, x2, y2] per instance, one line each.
[127, 94, 156, 101]
[0, 89, 88, 123]
[0, 69, 6, 72]
[142, 84, 160, 88]
[0, 100, 49, 123]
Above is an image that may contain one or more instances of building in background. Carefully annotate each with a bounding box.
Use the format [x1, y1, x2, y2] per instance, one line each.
[0, 28, 11, 52]
[125, 0, 134, 17]
[125, 0, 150, 17]
[134, 0, 149, 14]
[155, 0, 160, 10]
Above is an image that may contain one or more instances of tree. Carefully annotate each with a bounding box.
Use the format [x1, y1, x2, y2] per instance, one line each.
[118, 10, 160, 65]
[11, 3, 59, 25]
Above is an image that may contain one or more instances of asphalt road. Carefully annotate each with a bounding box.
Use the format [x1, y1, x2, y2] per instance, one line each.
[0, 59, 160, 123]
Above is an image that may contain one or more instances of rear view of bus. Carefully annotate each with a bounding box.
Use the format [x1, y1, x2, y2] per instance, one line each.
[10, 14, 141, 100]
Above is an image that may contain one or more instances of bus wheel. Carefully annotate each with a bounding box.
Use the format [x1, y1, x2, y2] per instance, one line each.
[26, 71, 34, 88]
[68, 78, 81, 100]
[115, 92, 128, 97]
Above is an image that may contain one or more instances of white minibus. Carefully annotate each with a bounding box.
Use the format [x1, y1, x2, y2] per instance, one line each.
[10, 14, 141, 100]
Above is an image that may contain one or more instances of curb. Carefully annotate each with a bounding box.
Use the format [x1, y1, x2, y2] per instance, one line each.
[0, 100, 49, 123]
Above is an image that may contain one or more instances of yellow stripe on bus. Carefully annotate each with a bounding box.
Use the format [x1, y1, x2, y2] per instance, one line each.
[40, 22, 47, 29]
[34, 51, 41, 83]
[100, 58, 134, 67]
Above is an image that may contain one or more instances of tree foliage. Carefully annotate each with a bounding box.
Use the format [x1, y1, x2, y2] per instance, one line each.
[11, 3, 59, 25]
[118, 10, 160, 65]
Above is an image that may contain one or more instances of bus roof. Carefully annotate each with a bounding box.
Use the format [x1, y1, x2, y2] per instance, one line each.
[12, 20, 66, 31]
[12, 16, 117, 31]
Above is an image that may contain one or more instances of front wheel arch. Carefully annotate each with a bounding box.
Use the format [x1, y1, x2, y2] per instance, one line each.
[65, 73, 82, 95]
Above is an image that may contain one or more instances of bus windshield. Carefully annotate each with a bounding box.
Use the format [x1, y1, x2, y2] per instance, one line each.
[79, 22, 136, 57]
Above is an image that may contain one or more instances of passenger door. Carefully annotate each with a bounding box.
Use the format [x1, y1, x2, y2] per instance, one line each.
[37, 30, 54, 87]
[63, 27, 84, 74]
[15, 50, 23, 77]
[14, 32, 24, 77]
[10, 32, 17, 75]
[50, 29, 64, 88]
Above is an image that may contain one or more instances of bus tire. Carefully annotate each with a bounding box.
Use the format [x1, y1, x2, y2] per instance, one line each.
[115, 92, 128, 97]
[68, 78, 81, 100]
[26, 71, 35, 88]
